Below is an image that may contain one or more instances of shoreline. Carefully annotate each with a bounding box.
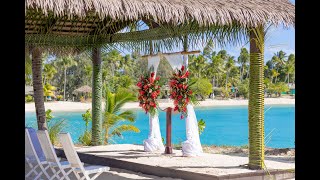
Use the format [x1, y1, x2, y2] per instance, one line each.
[25, 97, 295, 112]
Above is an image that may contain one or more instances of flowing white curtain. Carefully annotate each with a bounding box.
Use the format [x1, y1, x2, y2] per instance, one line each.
[143, 55, 165, 152]
[163, 53, 183, 71]
[164, 53, 203, 156]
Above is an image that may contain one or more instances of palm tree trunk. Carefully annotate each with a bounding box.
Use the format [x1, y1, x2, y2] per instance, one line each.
[287, 73, 290, 85]
[91, 48, 103, 145]
[31, 47, 47, 130]
[225, 73, 228, 91]
[248, 26, 265, 170]
[64, 68, 67, 101]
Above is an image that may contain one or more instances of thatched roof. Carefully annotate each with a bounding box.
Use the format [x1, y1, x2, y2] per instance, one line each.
[26, 0, 294, 27]
[73, 85, 92, 94]
[25, 0, 294, 50]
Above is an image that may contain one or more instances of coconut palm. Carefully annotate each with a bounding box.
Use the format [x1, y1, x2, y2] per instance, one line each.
[284, 54, 295, 84]
[103, 88, 140, 144]
[43, 64, 57, 85]
[225, 56, 236, 91]
[237, 48, 249, 81]
[55, 56, 78, 101]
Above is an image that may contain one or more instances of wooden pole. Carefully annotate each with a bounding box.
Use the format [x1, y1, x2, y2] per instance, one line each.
[165, 107, 173, 154]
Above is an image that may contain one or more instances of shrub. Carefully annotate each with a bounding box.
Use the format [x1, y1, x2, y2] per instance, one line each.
[56, 95, 63, 101]
[190, 78, 213, 100]
[45, 109, 66, 145]
[213, 87, 223, 96]
[78, 130, 92, 146]
[25, 95, 33, 102]
[238, 79, 249, 99]
[198, 119, 206, 135]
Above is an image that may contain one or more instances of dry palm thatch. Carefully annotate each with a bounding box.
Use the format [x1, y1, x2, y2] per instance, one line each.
[26, 0, 294, 27]
[73, 85, 92, 94]
[25, 0, 295, 51]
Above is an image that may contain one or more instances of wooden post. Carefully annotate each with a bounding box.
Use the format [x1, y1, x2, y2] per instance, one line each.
[165, 107, 173, 154]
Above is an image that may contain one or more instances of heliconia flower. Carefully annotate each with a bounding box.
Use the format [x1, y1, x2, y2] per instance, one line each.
[178, 84, 183, 88]
[181, 65, 185, 71]
[149, 77, 154, 83]
[183, 107, 187, 112]
[174, 100, 178, 105]
[139, 90, 145, 95]
[188, 90, 192, 94]
[137, 81, 142, 87]
[186, 98, 189, 103]
[178, 95, 183, 100]
[143, 85, 148, 89]
[151, 72, 155, 77]
[150, 101, 156, 107]
[174, 106, 179, 111]
[183, 85, 188, 89]
[155, 76, 160, 81]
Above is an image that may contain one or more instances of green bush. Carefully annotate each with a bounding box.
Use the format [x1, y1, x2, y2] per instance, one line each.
[238, 79, 249, 99]
[213, 87, 223, 96]
[190, 78, 213, 100]
[198, 119, 206, 135]
[56, 95, 63, 101]
[25, 95, 33, 102]
[45, 109, 66, 145]
[78, 130, 92, 146]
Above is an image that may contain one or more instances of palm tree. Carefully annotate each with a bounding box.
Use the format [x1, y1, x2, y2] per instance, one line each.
[271, 50, 287, 83]
[188, 55, 207, 78]
[225, 56, 236, 91]
[207, 51, 225, 88]
[55, 56, 78, 101]
[103, 88, 140, 144]
[43, 64, 57, 85]
[237, 48, 249, 81]
[284, 54, 295, 84]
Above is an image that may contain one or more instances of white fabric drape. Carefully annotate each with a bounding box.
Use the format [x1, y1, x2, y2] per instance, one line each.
[165, 53, 203, 156]
[143, 55, 165, 152]
[163, 54, 183, 71]
[181, 104, 203, 156]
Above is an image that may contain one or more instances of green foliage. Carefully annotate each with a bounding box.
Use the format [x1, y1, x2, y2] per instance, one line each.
[238, 79, 249, 99]
[56, 95, 63, 101]
[82, 109, 92, 131]
[103, 88, 139, 144]
[25, 95, 33, 102]
[78, 130, 92, 146]
[45, 109, 66, 145]
[48, 119, 66, 145]
[45, 109, 54, 122]
[190, 78, 213, 100]
[213, 87, 223, 96]
[270, 82, 289, 97]
[198, 119, 206, 135]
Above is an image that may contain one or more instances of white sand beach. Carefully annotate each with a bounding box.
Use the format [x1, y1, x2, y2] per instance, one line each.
[25, 97, 294, 112]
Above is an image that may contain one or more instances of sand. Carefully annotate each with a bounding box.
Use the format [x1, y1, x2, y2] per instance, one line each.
[25, 97, 294, 112]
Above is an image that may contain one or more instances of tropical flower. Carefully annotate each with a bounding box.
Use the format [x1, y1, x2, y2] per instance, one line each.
[168, 65, 194, 119]
[137, 71, 161, 116]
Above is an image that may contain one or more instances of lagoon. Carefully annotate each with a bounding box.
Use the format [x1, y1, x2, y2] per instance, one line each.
[25, 105, 295, 148]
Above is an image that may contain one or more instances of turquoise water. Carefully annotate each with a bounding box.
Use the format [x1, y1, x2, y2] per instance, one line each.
[25, 105, 295, 148]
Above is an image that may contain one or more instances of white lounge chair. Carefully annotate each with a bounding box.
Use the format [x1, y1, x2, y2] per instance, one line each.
[37, 130, 73, 180]
[58, 132, 110, 180]
[25, 128, 51, 180]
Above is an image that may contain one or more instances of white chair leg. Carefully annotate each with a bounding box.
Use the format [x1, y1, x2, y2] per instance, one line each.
[91, 172, 103, 180]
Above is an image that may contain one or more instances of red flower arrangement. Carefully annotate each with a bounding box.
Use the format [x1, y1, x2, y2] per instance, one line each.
[136, 71, 161, 116]
[169, 65, 193, 119]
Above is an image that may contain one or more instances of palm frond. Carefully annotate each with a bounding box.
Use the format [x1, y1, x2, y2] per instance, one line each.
[110, 125, 140, 138]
